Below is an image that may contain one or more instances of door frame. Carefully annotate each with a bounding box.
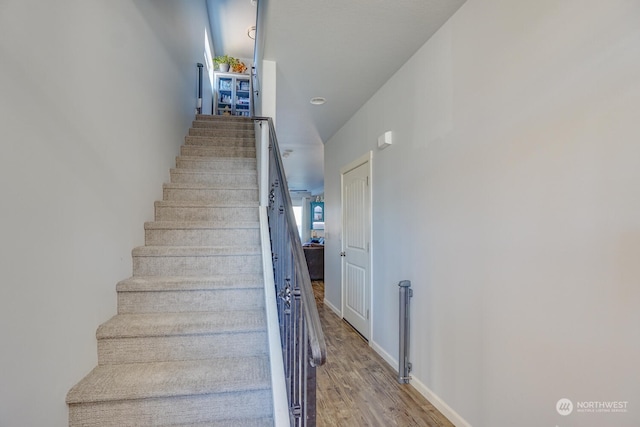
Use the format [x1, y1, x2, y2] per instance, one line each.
[340, 151, 373, 340]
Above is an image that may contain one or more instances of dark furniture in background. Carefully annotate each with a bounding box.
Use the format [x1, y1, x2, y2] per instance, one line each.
[303, 244, 324, 280]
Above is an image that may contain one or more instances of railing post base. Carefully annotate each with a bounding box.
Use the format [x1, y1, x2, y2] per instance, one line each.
[398, 280, 412, 384]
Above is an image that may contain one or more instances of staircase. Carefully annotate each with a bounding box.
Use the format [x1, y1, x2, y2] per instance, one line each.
[66, 116, 274, 426]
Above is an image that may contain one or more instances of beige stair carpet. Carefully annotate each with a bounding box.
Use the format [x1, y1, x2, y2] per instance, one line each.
[67, 116, 274, 426]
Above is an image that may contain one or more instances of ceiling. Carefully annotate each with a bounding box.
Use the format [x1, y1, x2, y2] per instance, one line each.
[206, 0, 256, 61]
[207, 0, 467, 195]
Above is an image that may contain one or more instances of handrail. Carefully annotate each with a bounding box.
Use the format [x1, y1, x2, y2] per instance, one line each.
[254, 116, 326, 425]
[196, 63, 203, 115]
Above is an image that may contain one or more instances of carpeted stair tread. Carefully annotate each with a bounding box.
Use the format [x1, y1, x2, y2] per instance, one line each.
[144, 221, 259, 230]
[144, 221, 260, 246]
[117, 275, 264, 292]
[68, 393, 272, 426]
[195, 114, 253, 121]
[66, 356, 270, 404]
[175, 156, 257, 171]
[132, 248, 262, 277]
[96, 310, 266, 339]
[189, 127, 255, 138]
[153, 202, 259, 222]
[132, 245, 261, 257]
[170, 168, 257, 177]
[191, 117, 254, 131]
[191, 120, 255, 131]
[184, 135, 256, 146]
[162, 186, 258, 204]
[169, 169, 258, 186]
[171, 165, 257, 172]
[169, 170, 258, 183]
[116, 277, 265, 314]
[154, 200, 258, 208]
[180, 145, 256, 158]
[176, 155, 257, 163]
[163, 182, 258, 191]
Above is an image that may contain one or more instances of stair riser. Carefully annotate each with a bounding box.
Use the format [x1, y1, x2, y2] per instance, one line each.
[192, 120, 254, 131]
[133, 255, 262, 276]
[154, 206, 258, 222]
[189, 128, 255, 138]
[98, 332, 268, 364]
[145, 228, 259, 246]
[164, 188, 258, 203]
[185, 136, 255, 147]
[195, 114, 253, 122]
[117, 288, 265, 313]
[181, 146, 256, 158]
[170, 171, 257, 186]
[68, 389, 272, 427]
[176, 157, 256, 171]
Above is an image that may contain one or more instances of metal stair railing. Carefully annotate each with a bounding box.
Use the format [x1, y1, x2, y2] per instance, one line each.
[254, 117, 327, 426]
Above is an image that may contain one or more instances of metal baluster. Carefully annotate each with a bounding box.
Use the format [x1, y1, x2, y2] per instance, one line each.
[258, 117, 326, 426]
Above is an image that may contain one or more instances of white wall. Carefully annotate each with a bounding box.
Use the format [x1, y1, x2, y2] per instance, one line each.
[0, 1, 213, 425]
[253, 59, 277, 124]
[324, 1, 640, 426]
[261, 60, 277, 124]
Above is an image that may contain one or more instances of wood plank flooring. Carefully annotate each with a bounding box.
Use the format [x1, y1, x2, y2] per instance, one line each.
[313, 281, 454, 427]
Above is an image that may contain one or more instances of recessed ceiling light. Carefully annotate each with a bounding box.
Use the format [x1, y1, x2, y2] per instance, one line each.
[310, 97, 326, 105]
[247, 26, 256, 40]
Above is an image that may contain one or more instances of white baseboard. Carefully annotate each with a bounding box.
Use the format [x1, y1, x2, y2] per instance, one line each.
[370, 340, 398, 370]
[369, 340, 471, 427]
[410, 376, 472, 427]
[323, 298, 341, 317]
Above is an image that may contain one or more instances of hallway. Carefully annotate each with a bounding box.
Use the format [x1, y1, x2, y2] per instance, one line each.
[313, 282, 454, 427]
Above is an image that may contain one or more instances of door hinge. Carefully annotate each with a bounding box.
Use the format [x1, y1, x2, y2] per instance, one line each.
[367, 309, 370, 320]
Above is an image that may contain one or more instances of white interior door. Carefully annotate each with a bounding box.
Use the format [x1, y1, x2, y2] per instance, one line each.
[341, 159, 371, 340]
